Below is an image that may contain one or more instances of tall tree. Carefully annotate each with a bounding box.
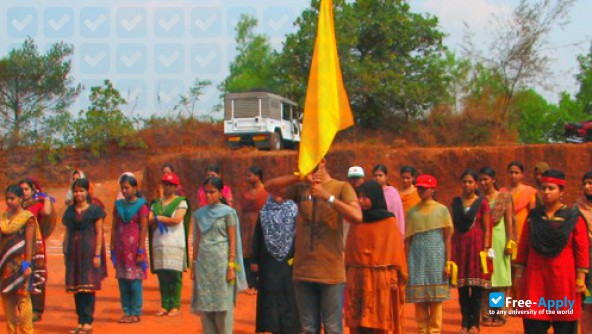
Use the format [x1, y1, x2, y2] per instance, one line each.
[0, 38, 80, 147]
[465, 0, 576, 131]
[575, 42, 592, 114]
[277, 0, 449, 130]
[219, 15, 278, 94]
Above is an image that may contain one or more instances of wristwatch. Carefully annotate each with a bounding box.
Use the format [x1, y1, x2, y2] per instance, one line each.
[327, 195, 336, 207]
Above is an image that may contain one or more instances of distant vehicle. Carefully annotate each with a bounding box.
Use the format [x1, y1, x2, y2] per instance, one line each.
[224, 91, 302, 150]
[565, 120, 592, 143]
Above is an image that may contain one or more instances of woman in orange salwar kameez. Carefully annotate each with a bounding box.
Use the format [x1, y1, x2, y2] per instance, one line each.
[346, 180, 408, 334]
[501, 161, 536, 244]
[400, 166, 421, 215]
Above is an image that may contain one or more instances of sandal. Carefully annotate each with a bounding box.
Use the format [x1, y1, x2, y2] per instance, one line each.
[78, 328, 93, 334]
[130, 315, 141, 323]
[69, 326, 82, 334]
[459, 328, 469, 334]
[480, 315, 494, 327]
[155, 309, 168, 316]
[118, 315, 132, 323]
[468, 326, 479, 334]
[167, 309, 180, 317]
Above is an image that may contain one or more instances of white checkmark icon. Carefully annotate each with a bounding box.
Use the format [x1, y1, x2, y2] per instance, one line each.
[121, 15, 143, 31]
[159, 51, 181, 68]
[159, 88, 181, 103]
[84, 51, 106, 68]
[121, 51, 143, 67]
[48, 14, 70, 31]
[12, 15, 34, 32]
[84, 15, 106, 32]
[268, 15, 289, 31]
[491, 296, 502, 304]
[159, 15, 180, 32]
[194, 14, 217, 31]
[194, 51, 217, 67]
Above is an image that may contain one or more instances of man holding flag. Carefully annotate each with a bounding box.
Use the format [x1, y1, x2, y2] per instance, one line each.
[264, 0, 362, 332]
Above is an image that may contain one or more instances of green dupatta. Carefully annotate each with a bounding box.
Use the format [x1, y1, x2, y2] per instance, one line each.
[148, 196, 191, 273]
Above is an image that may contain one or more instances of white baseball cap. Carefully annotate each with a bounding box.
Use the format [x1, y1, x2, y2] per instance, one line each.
[348, 166, 365, 178]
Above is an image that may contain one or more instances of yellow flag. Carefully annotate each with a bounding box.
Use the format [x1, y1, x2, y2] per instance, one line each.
[298, 0, 354, 176]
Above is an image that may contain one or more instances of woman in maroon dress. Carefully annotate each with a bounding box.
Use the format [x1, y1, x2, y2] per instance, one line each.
[451, 170, 491, 334]
[515, 169, 589, 334]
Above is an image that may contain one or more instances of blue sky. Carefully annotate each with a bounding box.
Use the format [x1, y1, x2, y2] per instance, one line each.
[1, 0, 590, 119]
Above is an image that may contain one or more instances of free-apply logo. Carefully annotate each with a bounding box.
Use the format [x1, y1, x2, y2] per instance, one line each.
[489, 292, 504, 308]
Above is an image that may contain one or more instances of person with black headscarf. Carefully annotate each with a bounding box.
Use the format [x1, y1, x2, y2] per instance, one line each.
[345, 180, 408, 334]
[515, 169, 589, 334]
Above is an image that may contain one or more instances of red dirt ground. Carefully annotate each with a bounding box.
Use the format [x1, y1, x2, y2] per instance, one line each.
[0, 174, 525, 333]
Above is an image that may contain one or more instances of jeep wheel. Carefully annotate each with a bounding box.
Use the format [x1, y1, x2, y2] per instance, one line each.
[269, 132, 282, 151]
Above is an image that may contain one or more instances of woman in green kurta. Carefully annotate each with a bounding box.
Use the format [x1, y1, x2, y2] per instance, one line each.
[478, 167, 515, 327]
[191, 177, 247, 334]
[148, 172, 190, 317]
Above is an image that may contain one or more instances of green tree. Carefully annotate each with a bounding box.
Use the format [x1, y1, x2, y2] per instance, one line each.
[465, 0, 576, 132]
[512, 89, 555, 143]
[0, 38, 80, 147]
[219, 15, 278, 94]
[513, 90, 588, 143]
[576, 43, 592, 114]
[276, 0, 449, 130]
[71, 80, 137, 156]
[172, 78, 212, 118]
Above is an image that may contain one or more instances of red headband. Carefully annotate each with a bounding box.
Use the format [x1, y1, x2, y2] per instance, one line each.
[541, 177, 566, 186]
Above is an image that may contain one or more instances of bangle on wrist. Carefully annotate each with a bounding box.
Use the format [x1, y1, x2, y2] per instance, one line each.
[577, 279, 585, 285]
[228, 262, 236, 269]
[95, 255, 101, 258]
[137, 249, 145, 255]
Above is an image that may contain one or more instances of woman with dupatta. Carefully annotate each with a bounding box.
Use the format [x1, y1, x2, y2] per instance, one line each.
[501, 161, 536, 245]
[63, 178, 107, 334]
[19, 177, 53, 322]
[148, 172, 190, 317]
[251, 195, 301, 334]
[0, 185, 46, 334]
[515, 169, 589, 334]
[478, 167, 514, 327]
[346, 180, 408, 334]
[240, 166, 268, 292]
[111, 173, 149, 324]
[400, 166, 421, 215]
[405, 174, 452, 334]
[372, 164, 406, 237]
[451, 170, 491, 334]
[191, 177, 247, 334]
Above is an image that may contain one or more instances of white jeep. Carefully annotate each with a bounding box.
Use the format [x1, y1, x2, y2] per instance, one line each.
[224, 91, 302, 150]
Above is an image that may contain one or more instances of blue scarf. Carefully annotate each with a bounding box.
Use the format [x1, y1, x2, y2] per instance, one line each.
[259, 197, 298, 262]
[193, 203, 247, 291]
[115, 198, 147, 223]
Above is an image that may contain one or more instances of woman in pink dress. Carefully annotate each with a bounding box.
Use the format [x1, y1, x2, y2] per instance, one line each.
[372, 164, 405, 237]
[197, 164, 234, 208]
